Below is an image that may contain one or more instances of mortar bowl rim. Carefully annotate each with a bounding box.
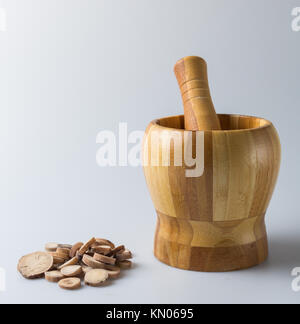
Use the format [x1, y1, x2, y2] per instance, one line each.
[150, 113, 273, 133]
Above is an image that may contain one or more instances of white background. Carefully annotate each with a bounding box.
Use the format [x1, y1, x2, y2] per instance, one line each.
[0, 0, 300, 304]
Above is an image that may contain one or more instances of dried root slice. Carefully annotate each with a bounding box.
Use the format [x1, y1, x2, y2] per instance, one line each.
[91, 245, 112, 255]
[58, 257, 79, 270]
[84, 251, 94, 257]
[82, 266, 93, 274]
[116, 250, 132, 261]
[61, 265, 82, 277]
[93, 253, 116, 265]
[49, 264, 58, 271]
[118, 260, 132, 269]
[57, 253, 70, 261]
[45, 243, 59, 252]
[58, 244, 72, 249]
[49, 262, 63, 270]
[49, 252, 70, 261]
[94, 238, 115, 249]
[103, 263, 121, 271]
[52, 257, 66, 265]
[108, 245, 125, 256]
[57, 248, 71, 256]
[45, 271, 65, 283]
[106, 268, 121, 279]
[84, 269, 108, 287]
[82, 254, 106, 269]
[59, 277, 81, 290]
[18, 252, 54, 279]
[78, 238, 96, 256]
[70, 242, 83, 258]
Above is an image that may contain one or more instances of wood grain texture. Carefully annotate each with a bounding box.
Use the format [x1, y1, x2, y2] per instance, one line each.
[174, 56, 221, 131]
[143, 114, 281, 272]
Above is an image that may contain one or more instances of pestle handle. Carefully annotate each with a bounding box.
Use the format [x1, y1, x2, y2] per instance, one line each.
[174, 56, 221, 131]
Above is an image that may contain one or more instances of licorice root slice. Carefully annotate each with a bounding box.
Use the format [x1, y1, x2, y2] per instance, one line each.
[82, 265, 93, 274]
[70, 242, 83, 258]
[45, 243, 59, 252]
[91, 245, 112, 255]
[118, 260, 132, 269]
[60, 265, 82, 277]
[18, 252, 54, 279]
[116, 250, 132, 261]
[45, 271, 65, 283]
[59, 277, 81, 290]
[78, 238, 96, 256]
[58, 244, 72, 249]
[49, 252, 70, 261]
[94, 238, 115, 249]
[93, 253, 116, 265]
[82, 254, 106, 269]
[58, 257, 79, 270]
[108, 245, 125, 256]
[107, 268, 121, 279]
[56, 248, 71, 256]
[84, 269, 109, 287]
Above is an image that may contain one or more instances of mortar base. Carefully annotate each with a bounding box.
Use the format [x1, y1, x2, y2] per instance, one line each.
[154, 235, 268, 272]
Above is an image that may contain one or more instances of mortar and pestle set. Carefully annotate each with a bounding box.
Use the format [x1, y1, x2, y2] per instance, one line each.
[143, 56, 281, 272]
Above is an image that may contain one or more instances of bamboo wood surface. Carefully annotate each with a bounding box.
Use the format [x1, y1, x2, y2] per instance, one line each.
[174, 56, 221, 131]
[143, 114, 281, 272]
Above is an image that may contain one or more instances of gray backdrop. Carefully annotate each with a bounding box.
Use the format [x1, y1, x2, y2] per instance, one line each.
[0, 0, 300, 304]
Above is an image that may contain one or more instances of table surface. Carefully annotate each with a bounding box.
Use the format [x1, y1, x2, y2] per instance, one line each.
[1, 206, 300, 304]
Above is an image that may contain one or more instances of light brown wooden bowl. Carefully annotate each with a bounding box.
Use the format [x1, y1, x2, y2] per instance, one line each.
[143, 114, 281, 272]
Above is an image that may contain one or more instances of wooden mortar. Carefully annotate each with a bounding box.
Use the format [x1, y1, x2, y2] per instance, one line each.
[143, 114, 281, 272]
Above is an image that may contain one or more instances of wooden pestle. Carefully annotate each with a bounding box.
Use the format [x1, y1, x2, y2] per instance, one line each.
[174, 56, 221, 131]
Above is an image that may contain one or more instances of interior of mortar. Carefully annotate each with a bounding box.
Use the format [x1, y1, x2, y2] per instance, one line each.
[156, 114, 271, 131]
